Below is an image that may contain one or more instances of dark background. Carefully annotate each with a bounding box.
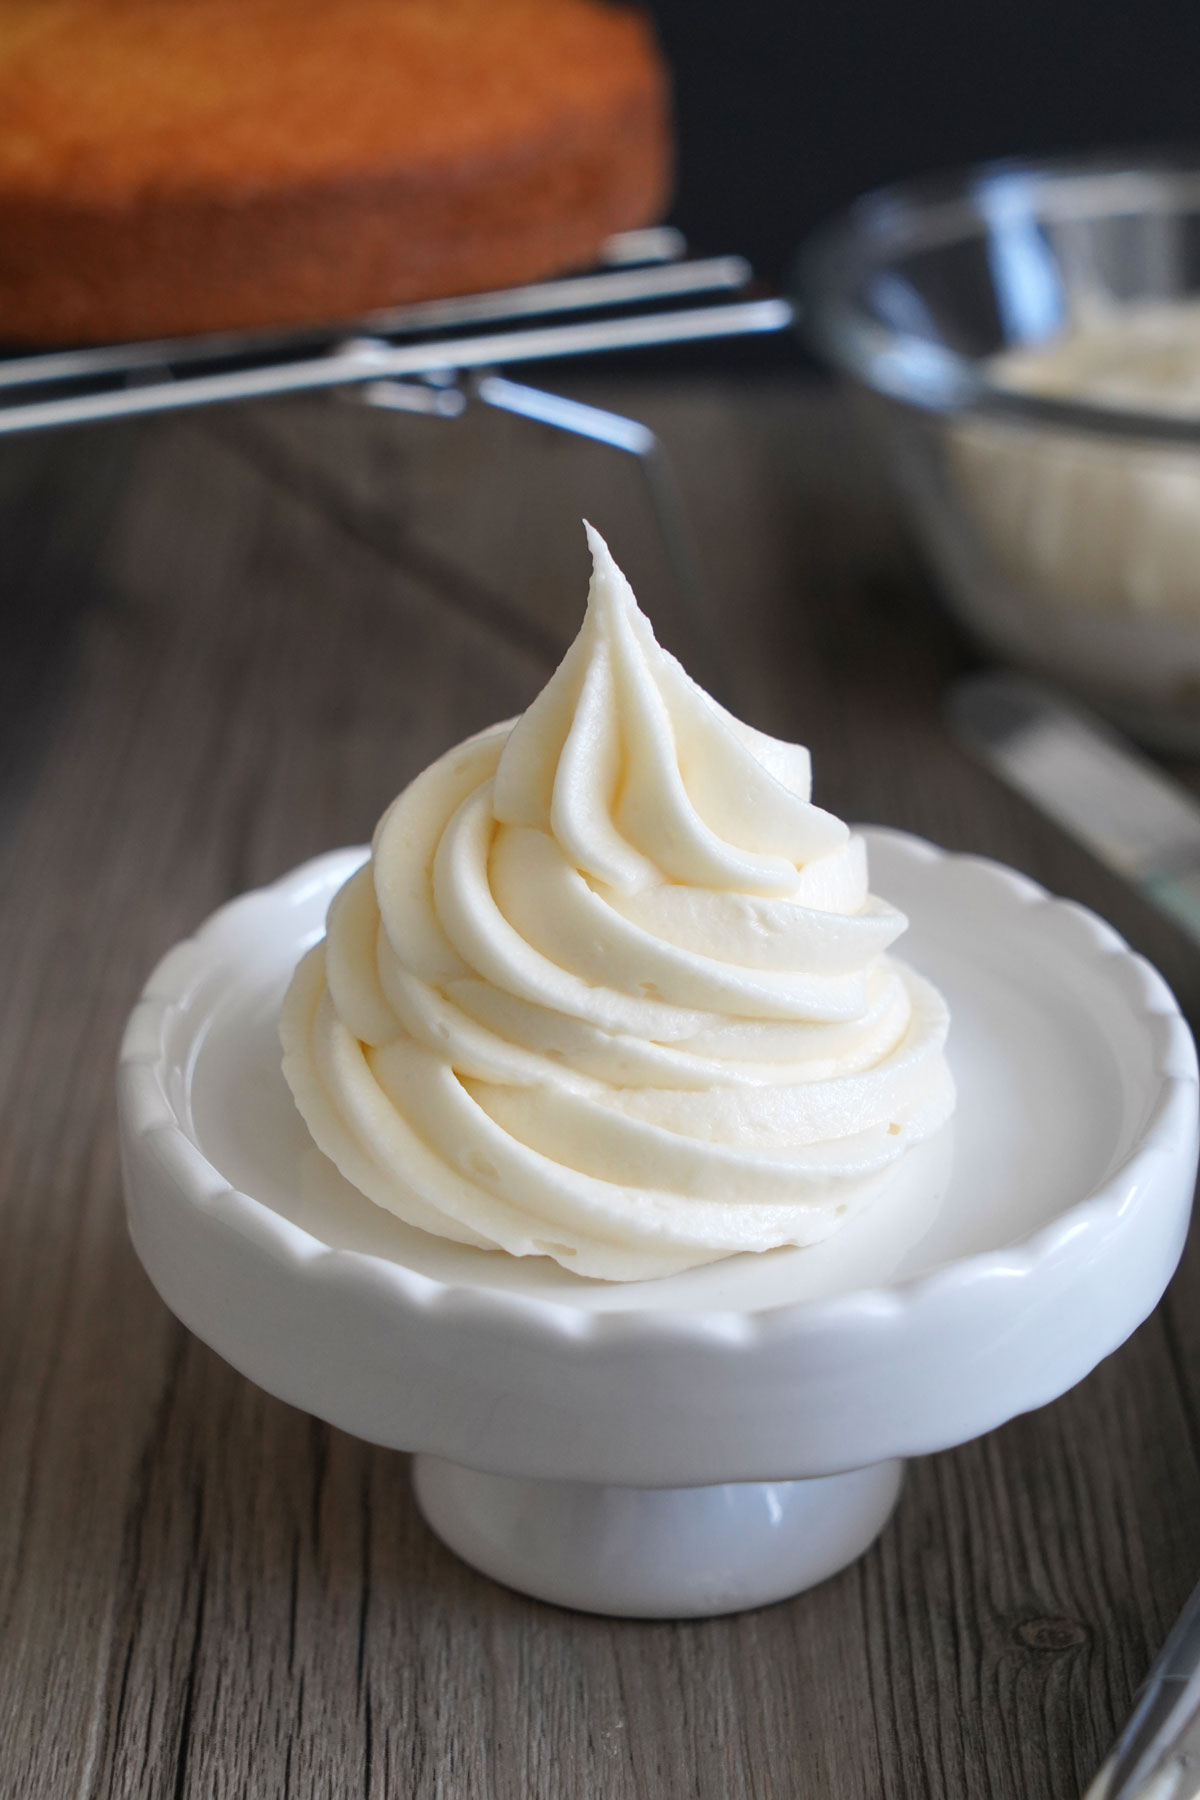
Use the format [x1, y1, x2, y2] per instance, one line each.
[647, 0, 1200, 351]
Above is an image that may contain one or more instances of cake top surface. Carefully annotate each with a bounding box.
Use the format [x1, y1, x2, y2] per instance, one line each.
[0, 0, 666, 199]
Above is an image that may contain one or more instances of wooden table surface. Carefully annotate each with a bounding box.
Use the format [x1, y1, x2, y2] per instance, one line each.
[5, 374, 1200, 1800]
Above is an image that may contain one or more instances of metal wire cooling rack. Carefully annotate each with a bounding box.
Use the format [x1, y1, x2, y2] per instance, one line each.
[0, 230, 794, 693]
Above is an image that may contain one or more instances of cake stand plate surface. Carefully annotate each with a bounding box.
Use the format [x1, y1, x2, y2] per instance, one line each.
[117, 831, 1199, 1616]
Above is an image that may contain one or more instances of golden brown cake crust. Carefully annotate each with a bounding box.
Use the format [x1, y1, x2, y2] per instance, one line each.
[0, 0, 672, 342]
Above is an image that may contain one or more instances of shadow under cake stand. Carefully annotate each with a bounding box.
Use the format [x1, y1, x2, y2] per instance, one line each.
[117, 830, 1199, 1618]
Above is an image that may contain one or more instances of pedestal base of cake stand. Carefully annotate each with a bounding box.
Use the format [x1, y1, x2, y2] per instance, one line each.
[412, 1456, 905, 1618]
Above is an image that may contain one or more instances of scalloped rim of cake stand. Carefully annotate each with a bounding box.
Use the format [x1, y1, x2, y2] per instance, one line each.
[117, 830, 1200, 1488]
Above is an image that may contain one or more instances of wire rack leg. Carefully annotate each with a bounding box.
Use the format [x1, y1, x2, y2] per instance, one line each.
[470, 373, 736, 709]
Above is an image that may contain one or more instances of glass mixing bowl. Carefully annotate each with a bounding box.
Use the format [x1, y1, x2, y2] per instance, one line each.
[798, 151, 1200, 751]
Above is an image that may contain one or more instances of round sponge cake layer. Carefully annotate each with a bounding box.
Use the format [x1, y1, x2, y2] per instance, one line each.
[0, 0, 672, 343]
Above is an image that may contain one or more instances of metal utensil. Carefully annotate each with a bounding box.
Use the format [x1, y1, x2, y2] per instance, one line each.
[1083, 1576, 1200, 1799]
[947, 672, 1200, 945]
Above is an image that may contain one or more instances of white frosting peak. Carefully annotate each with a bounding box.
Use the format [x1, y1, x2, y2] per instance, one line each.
[494, 524, 846, 896]
[281, 527, 954, 1280]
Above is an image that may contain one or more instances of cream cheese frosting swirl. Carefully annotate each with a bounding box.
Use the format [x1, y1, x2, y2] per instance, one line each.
[281, 526, 955, 1280]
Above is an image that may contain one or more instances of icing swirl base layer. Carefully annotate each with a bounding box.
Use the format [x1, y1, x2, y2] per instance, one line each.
[281, 528, 955, 1280]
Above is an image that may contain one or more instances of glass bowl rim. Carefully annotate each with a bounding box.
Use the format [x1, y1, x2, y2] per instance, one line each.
[796, 145, 1200, 445]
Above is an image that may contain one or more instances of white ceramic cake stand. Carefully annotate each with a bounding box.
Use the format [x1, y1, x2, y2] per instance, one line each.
[117, 831, 1199, 1618]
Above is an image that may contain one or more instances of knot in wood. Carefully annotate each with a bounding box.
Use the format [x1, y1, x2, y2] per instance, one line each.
[1014, 1616, 1089, 1652]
